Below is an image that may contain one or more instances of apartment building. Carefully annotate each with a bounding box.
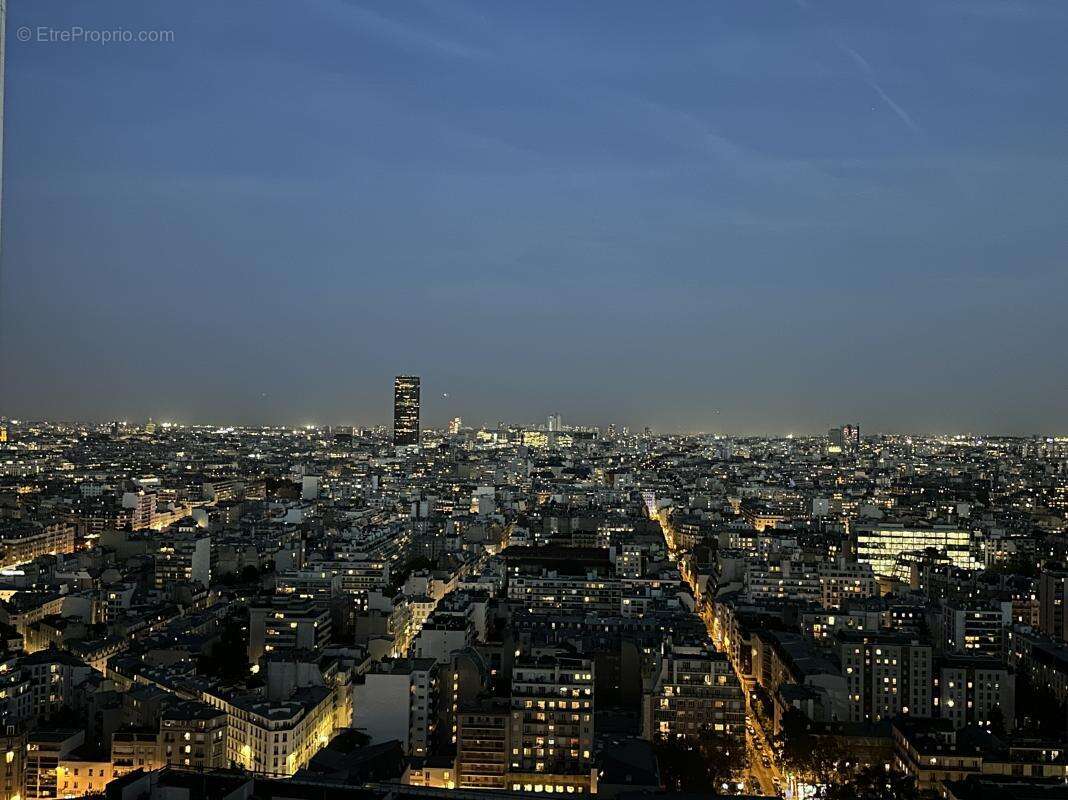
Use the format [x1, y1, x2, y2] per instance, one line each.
[201, 680, 347, 777]
[934, 656, 1014, 731]
[940, 600, 1011, 658]
[839, 631, 934, 723]
[819, 559, 877, 609]
[153, 531, 211, 590]
[56, 750, 113, 798]
[353, 658, 437, 757]
[455, 700, 511, 790]
[159, 701, 228, 770]
[642, 644, 745, 739]
[25, 729, 83, 800]
[111, 730, 161, 778]
[248, 598, 332, 663]
[745, 557, 822, 603]
[508, 654, 595, 793]
[0, 521, 76, 570]
[505, 548, 621, 616]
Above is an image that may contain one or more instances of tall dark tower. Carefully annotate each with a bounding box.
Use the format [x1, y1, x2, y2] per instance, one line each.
[393, 375, 420, 446]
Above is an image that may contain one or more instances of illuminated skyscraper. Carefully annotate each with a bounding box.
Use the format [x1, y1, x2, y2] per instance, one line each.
[393, 375, 420, 446]
[828, 424, 860, 453]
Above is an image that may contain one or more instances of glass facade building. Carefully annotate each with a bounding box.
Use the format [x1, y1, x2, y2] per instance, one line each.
[855, 524, 979, 577]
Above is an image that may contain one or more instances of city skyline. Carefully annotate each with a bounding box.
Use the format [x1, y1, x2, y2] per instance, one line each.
[2, 2, 1067, 434]
[0, 4, 1066, 797]
[0, 376, 1063, 437]
[0, 375, 1065, 438]
[2, 409, 1065, 440]
[0, 405, 1064, 799]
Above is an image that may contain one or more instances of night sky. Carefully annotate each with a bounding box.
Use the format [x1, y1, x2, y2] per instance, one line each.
[2, 1, 1066, 434]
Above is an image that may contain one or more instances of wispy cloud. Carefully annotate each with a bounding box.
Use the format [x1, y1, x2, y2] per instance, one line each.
[931, 0, 1068, 23]
[323, 0, 487, 61]
[617, 92, 832, 189]
[838, 43, 921, 134]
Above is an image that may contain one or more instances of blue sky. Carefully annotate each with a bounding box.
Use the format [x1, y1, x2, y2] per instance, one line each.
[2, 0, 1066, 433]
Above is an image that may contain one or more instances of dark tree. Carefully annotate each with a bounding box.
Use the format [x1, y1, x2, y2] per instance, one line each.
[988, 553, 1037, 577]
[777, 708, 844, 786]
[239, 564, 260, 583]
[387, 556, 435, 592]
[653, 737, 709, 792]
[197, 616, 250, 681]
[824, 766, 918, 800]
[698, 732, 747, 791]
[1016, 672, 1067, 736]
[653, 732, 747, 794]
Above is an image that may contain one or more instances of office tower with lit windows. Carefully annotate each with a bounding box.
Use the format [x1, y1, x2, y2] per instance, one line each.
[854, 523, 979, 578]
[393, 375, 421, 446]
[828, 424, 860, 453]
